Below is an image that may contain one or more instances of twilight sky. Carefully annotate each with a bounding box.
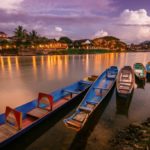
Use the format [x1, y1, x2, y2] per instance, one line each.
[0, 0, 150, 43]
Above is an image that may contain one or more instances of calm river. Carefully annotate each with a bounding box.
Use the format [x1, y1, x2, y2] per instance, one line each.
[0, 53, 150, 150]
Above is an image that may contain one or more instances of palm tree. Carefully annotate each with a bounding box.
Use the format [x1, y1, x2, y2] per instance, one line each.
[14, 25, 28, 49]
[28, 30, 39, 49]
[29, 30, 38, 40]
[14, 25, 28, 40]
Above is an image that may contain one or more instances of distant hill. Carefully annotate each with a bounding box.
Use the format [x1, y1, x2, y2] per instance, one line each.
[130, 40, 150, 51]
[95, 36, 120, 41]
[91, 36, 127, 51]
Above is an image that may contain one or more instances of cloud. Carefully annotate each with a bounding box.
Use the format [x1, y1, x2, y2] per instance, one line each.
[110, 9, 150, 43]
[93, 30, 108, 38]
[55, 26, 63, 32]
[119, 9, 150, 26]
[0, 0, 23, 13]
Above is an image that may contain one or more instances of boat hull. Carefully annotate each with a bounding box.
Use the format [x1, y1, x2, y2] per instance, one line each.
[0, 77, 96, 148]
[116, 66, 135, 98]
[133, 63, 146, 81]
[117, 91, 131, 98]
[64, 66, 118, 131]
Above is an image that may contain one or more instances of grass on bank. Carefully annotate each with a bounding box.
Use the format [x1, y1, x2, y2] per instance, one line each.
[0, 48, 124, 56]
[48, 49, 115, 55]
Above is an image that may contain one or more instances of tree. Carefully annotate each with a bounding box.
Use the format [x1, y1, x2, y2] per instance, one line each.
[14, 25, 28, 40]
[29, 30, 38, 41]
[59, 36, 73, 48]
[13, 25, 28, 49]
[59, 36, 72, 43]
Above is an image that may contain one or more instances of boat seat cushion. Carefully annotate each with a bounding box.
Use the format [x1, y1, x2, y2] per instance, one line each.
[27, 108, 49, 119]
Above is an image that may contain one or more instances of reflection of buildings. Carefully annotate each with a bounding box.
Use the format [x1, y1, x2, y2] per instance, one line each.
[116, 94, 133, 117]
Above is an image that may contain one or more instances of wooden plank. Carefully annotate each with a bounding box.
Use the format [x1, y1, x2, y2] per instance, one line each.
[27, 108, 49, 119]
[73, 112, 88, 122]
[64, 90, 80, 94]
[79, 106, 92, 113]
[53, 99, 67, 110]
[0, 124, 17, 142]
[66, 120, 82, 128]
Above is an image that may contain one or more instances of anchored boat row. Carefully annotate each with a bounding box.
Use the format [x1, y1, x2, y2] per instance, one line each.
[0, 62, 149, 147]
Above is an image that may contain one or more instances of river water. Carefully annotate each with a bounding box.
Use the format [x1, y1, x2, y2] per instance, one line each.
[0, 53, 150, 149]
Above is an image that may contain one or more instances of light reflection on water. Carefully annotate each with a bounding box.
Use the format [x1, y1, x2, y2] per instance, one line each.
[0, 53, 150, 149]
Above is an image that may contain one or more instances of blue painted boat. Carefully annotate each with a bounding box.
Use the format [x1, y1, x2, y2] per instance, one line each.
[64, 66, 118, 131]
[0, 75, 97, 148]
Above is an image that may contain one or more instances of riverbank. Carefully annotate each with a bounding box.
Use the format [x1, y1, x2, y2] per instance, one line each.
[110, 118, 150, 150]
[1, 49, 150, 56]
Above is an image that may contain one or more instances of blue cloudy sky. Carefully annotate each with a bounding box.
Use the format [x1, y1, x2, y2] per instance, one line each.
[0, 0, 150, 43]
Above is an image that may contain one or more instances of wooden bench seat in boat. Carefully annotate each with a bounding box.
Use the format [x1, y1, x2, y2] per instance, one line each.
[73, 111, 88, 123]
[95, 85, 111, 96]
[78, 106, 93, 113]
[93, 87, 109, 90]
[106, 72, 116, 79]
[66, 119, 82, 128]
[65, 111, 89, 129]
[27, 93, 53, 119]
[119, 82, 131, 86]
[119, 86, 130, 90]
[63, 90, 80, 95]
[0, 106, 22, 143]
[79, 80, 92, 85]
[86, 101, 99, 105]
[27, 108, 49, 119]
[86, 103, 95, 109]
[63, 89, 80, 99]
[0, 124, 18, 142]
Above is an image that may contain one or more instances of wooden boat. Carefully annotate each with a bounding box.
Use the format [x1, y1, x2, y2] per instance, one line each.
[146, 62, 150, 74]
[116, 66, 135, 97]
[133, 63, 146, 80]
[0, 75, 97, 148]
[116, 93, 133, 117]
[63, 66, 118, 131]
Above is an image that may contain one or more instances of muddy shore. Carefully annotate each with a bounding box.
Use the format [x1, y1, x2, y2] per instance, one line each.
[110, 118, 150, 150]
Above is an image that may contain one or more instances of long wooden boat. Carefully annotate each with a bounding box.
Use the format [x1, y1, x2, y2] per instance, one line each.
[63, 66, 118, 131]
[133, 63, 146, 80]
[0, 75, 97, 148]
[116, 66, 135, 97]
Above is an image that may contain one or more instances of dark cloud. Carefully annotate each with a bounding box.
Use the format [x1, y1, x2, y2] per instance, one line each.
[0, 0, 150, 42]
